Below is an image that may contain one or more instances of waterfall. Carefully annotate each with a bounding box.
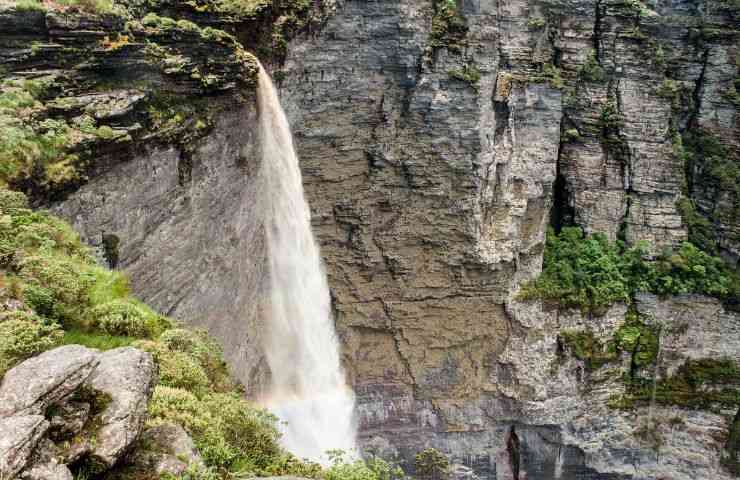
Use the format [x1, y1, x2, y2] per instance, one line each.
[256, 62, 358, 464]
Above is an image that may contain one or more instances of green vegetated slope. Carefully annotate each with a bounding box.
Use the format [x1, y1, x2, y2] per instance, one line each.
[0, 188, 400, 480]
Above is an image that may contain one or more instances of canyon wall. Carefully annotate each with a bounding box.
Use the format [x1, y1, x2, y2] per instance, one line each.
[2, 0, 738, 478]
[278, 0, 739, 478]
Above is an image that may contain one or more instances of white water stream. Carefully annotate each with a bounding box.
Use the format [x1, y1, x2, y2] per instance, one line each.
[256, 62, 358, 464]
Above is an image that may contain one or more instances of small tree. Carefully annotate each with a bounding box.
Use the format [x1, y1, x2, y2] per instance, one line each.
[414, 448, 449, 480]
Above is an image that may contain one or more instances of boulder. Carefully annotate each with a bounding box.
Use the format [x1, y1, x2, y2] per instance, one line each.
[125, 423, 204, 476]
[0, 345, 99, 418]
[83, 347, 157, 469]
[20, 439, 72, 480]
[0, 415, 48, 479]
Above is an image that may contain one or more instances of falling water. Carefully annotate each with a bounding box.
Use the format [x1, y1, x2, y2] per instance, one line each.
[256, 62, 358, 464]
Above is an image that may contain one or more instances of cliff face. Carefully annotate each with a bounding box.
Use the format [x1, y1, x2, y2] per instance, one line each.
[278, 0, 739, 478]
[2, 0, 738, 478]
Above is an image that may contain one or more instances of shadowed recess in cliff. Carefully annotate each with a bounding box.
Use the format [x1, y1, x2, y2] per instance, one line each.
[255, 60, 358, 463]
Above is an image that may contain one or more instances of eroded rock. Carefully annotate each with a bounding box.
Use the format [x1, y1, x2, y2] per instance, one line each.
[0, 415, 49, 479]
[0, 345, 99, 418]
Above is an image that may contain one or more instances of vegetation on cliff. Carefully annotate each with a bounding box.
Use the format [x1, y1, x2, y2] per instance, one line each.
[519, 226, 734, 314]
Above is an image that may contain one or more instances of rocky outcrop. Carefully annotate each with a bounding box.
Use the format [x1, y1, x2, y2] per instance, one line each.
[0, 345, 99, 418]
[114, 423, 204, 478]
[0, 346, 157, 479]
[82, 348, 157, 468]
[0, 416, 49, 479]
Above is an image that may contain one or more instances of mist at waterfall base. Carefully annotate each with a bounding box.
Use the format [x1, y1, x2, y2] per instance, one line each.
[256, 62, 358, 465]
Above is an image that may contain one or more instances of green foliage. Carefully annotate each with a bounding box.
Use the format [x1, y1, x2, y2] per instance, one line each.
[531, 63, 564, 89]
[414, 448, 449, 480]
[560, 330, 616, 370]
[683, 129, 739, 224]
[562, 128, 581, 143]
[0, 311, 63, 375]
[520, 227, 733, 313]
[159, 328, 233, 391]
[519, 227, 632, 313]
[148, 386, 313, 475]
[448, 64, 481, 88]
[12, 0, 47, 11]
[89, 299, 158, 337]
[621, 358, 740, 410]
[138, 340, 211, 395]
[430, 0, 468, 51]
[61, 329, 136, 350]
[649, 242, 730, 297]
[559, 310, 658, 372]
[578, 51, 606, 83]
[325, 451, 403, 480]
[55, 0, 119, 14]
[527, 17, 546, 29]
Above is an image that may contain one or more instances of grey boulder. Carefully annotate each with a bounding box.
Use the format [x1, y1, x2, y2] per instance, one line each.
[125, 423, 204, 476]
[0, 415, 49, 479]
[0, 345, 99, 418]
[83, 347, 157, 469]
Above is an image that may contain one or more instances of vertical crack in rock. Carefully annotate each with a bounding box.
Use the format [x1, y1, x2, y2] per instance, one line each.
[506, 426, 521, 480]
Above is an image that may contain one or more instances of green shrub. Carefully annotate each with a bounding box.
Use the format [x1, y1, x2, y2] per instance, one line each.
[148, 386, 287, 472]
[159, 328, 233, 391]
[325, 451, 402, 480]
[430, 0, 468, 51]
[0, 311, 63, 375]
[0, 189, 28, 215]
[17, 253, 94, 324]
[414, 448, 449, 480]
[519, 227, 631, 313]
[579, 50, 606, 83]
[650, 242, 730, 297]
[520, 227, 733, 313]
[89, 299, 158, 337]
[448, 64, 481, 87]
[160, 350, 211, 394]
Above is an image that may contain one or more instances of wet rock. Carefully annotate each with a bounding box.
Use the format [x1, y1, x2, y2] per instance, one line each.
[0, 415, 48, 479]
[0, 345, 99, 418]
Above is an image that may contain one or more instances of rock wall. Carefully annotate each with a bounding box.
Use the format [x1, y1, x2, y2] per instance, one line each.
[277, 0, 739, 478]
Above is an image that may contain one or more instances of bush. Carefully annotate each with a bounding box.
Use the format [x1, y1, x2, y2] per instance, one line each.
[520, 227, 733, 313]
[519, 227, 631, 313]
[160, 351, 211, 394]
[89, 299, 153, 337]
[414, 448, 449, 480]
[17, 253, 94, 323]
[148, 386, 287, 472]
[325, 451, 402, 480]
[0, 311, 63, 375]
[159, 328, 232, 391]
